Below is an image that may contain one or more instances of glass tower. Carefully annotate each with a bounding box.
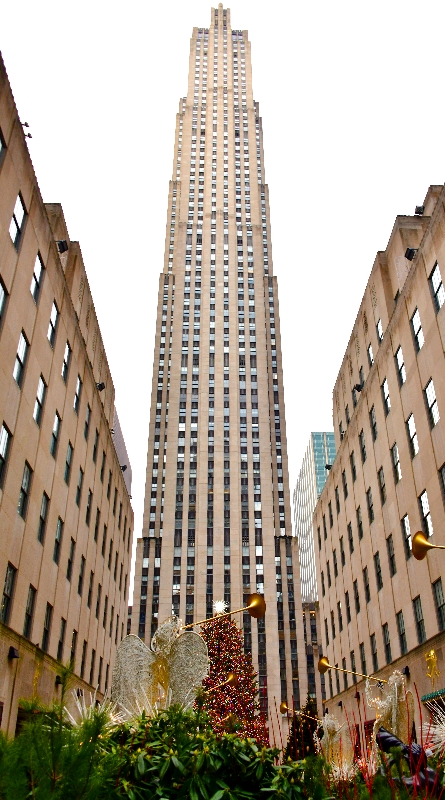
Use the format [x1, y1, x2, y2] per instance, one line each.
[132, 4, 306, 719]
[293, 433, 336, 602]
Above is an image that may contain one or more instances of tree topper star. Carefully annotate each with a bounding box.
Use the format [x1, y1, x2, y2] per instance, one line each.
[213, 599, 228, 616]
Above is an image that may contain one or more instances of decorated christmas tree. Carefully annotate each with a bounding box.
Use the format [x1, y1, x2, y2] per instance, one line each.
[199, 610, 269, 746]
[284, 697, 320, 761]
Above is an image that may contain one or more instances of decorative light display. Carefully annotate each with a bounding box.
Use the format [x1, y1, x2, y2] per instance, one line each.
[199, 614, 269, 746]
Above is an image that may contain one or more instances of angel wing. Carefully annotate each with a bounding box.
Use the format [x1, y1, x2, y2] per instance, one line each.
[168, 631, 209, 708]
[111, 634, 157, 715]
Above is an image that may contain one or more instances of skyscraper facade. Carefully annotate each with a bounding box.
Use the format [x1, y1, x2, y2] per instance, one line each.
[293, 433, 336, 602]
[314, 185, 445, 733]
[132, 4, 307, 719]
[0, 55, 133, 735]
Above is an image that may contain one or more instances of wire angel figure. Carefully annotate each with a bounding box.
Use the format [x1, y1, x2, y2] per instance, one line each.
[366, 670, 414, 758]
[111, 615, 209, 717]
[314, 712, 355, 779]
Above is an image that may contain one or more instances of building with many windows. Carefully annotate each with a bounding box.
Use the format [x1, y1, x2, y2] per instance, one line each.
[0, 54, 133, 735]
[314, 184, 445, 735]
[293, 433, 336, 603]
[131, 5, 307, 724]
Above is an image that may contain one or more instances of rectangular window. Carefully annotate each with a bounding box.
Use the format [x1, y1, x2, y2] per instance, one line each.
[374, 552, 383, 591]
[322, 515, 327, 539]
[347, 522, 354, 553]
[76, 468, 84, 506]
[391, 443, 402, 482]
[345, 591, 351, 623]
[113, 489, 118, 516]
[23, 585, 36, 639]
[89, 649, 96, 685]
[9, 193, 27, 248]
[101, 525, 107, 557]
[74, 375, 82, 414]
[30, 254, 44, 303]
[356, 506, 363, 540]
[93, 430, 99, 463]
[85, 489, 92, 525]
[401, 514, 412, 559]
[382, 378, 391, 415]
[57, 617, 66, 661]
[378, 467, 386, 504]
[42, 602, 53, 652]
[50, 412, 61, 457]
[94, 508, 100, 542]
[340, 536, 345, 566]
[419, 490, 433, 537]
[37, 492, 49, 543]
[331, 610, 335, 639]
[103, 595, 108, 629]
[33, 376, 47, 426]
[397, 610, 407, 655]
[430, 262, 445, 311]
[0, 423, 12, 489]
[342, 470, 348, 499]
[87, 571, 94, 608]
[64, 442, 73, 483]
[411, 308, 424, 351]
[337, 601, 343, 632]
[370, 405, 378, 441]
[0, 276, 7, 330]
[335, 486, 340, 514]
[96, 584, 102, 619]
[377, 318, 383, 342]
[84, 405, 91, 440]
[350, 451, 357, 482]
[328, 501, 333, 527]
[366, 487, 374, 523]
[333, 549, 338, 577]
[107, 470, 112, 500]
[78, 555, 85, 596]
[327, 561, 331, 588]
[53, 517, 63, 564]
[321, 571, 325, 596]
[342, 657, 348, 689]
[353, 579, 360, 613]
[61, 341, 71, 382]
[66, 538, 76, 581]
[18, 462, 32, 519]
[433, 579, 445, 632]
[0, 563, 16, 624]
[382, 622, 391, 664]
[413, 595, 427, 642]
[47, 301, 59, 347]
[70, 629, 78, 665]
[80, 640, 87, 679]
[370, 633, 378, 673]
[386, 534, 396, 576]
[13, 331, 28, 387]
[396, 347, 406, 385]
[406, 414, 419, 457]
[367, 344, 374, 367]
[363, 566, 371, 603]
[360, 642, 367, 675]
[425, 379, 440, 426]
[100, 452, 106, 482]
[359, 430, 367, 463]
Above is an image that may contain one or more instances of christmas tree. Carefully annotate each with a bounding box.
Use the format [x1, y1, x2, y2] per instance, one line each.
[199, 613, 269, 746]
[284, 698, 320, 761]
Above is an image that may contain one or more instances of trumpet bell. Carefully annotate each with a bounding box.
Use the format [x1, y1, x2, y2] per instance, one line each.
[226, 672, 238, 687]
[247, 593, 266, 619]
[318, 656, 331, 674]
[280, 701, 289, 714]
[412, 531, 433, 561]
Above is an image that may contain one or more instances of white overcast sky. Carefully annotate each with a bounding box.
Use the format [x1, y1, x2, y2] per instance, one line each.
[2, 0, 444, 597]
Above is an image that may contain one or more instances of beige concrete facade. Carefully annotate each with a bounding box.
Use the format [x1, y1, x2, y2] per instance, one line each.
[314, 184, 445, 736]
[132, 5, 307, 725]
[0, 54, 133, 735]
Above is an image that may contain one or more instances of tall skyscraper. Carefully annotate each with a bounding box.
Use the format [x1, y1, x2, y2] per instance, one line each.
[132, 4, 307, 718]
[293, 433, 336, 602]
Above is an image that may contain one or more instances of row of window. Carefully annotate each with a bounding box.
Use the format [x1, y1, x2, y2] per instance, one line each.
[325, 578, 445, 694]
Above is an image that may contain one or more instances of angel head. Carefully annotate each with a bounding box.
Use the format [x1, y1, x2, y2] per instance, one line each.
[151, 616, 182, 656]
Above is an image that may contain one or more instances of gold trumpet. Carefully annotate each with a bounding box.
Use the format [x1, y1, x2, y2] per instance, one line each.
[181, 593, 266, 630]
[206, 672, 238, 693]
[412, 531, 445, 561]
[280, 701, 320, 722]
[318, 656, 387, 684]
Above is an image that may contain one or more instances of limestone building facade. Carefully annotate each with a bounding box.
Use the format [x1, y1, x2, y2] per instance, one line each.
[0, 54, 133, 735]
[131, 5, 307, 722]
[314, 184, 445, 734]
